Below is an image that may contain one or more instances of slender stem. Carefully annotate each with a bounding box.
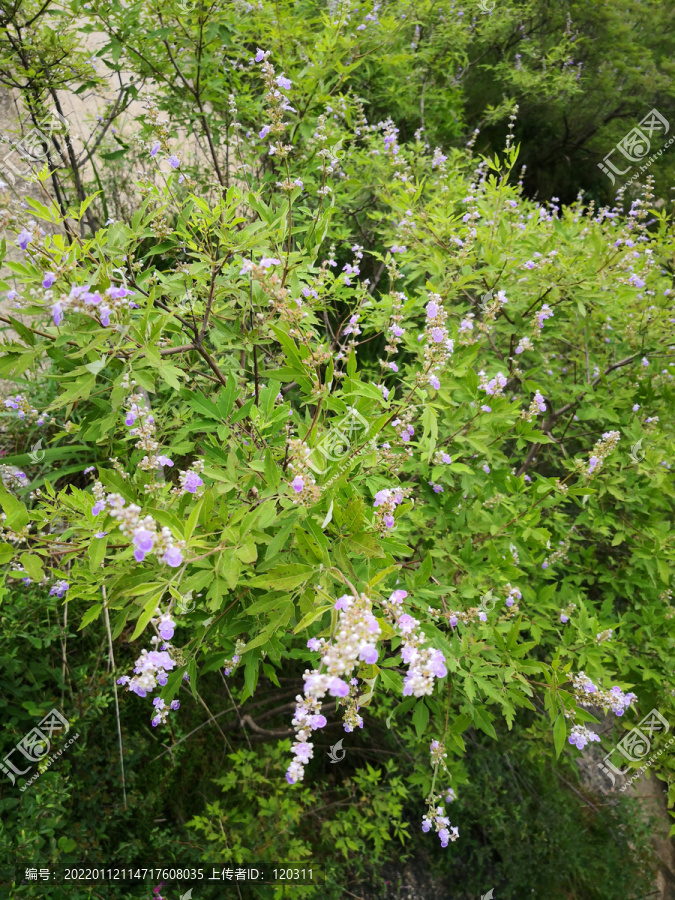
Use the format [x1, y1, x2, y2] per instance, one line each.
[103, 586, 127, 810]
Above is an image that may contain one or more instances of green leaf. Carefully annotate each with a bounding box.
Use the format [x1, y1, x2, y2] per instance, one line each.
[553, 712, 567, 758]
[78, 604, 103, 630]
[0, 543, 14, 564]
[294, 603, 332, 634]
[345, 532, 384, 558]
[412, 699, 430, 738]
[415, 552, 433, 587]
[248, 564, 314, 591]
[19, 553, 43, 581]
[130, 590, 165, 641]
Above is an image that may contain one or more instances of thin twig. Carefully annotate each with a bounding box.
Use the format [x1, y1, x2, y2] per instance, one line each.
[103, 586, 127, 810]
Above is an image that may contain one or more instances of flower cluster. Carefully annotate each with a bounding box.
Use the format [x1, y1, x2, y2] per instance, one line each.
[421, 801, 459, 848]
[0, 465, 28, 491]
[3, 394, 47, 425]
[92, 486, 185, 566]
[504, 584, 522, 609]
[286, 592, 380, 784]
[522, 390, 547, 422]
[479, 370, 508, 397]
[433, 451, 452, 466]
[372, 486, 411, 532]
[122, 384, 170, 472]
[585, 430, 620, 477]
[421, 741, 459, 848]
[572, 671, 637, 716]
[381, 590, 447, 696]
[152, 609, 176, 641]
[421, 294, 454, 387]
[390, 410, 416, 449]
[542, 538, 570, 570]
[223, 639, 246, 676]
[596, 628, 613, 644]
[117, 642, 180, 726]
[568, 724, 601, 750]
[515, 336, 533, 355]
[15, 220, 45, 252]
[287, 438, 321, 504]
[176, 460, 205, 496]
[49, 580, 69, 599]
[559, 601, 577, 624]
[341, 678, 364, 732]
[533, 303, 554, 330]
[384, 292, 406, 354]
[254, 50, 294, 160]
[52, 283, 136, 328]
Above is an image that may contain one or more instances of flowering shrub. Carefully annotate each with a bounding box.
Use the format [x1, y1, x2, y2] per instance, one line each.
[0, 0, 674, 861]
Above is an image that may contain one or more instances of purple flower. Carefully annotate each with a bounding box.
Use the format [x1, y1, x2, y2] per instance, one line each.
[150, 141, 161, 157]
[42, 272, 56, 289]
[260, 257, 281, 268]
[560, 614, 569, 624]
[183, 471, 203, 494]
[259, 125, 271, 139]
[133, 527, 154, 555]
[291, 475, 304, 493]
[168, 155, 181, 168]
[429, 375, 440, 390]
[276, 74, 292, 90]
[163, 546, 183, 567]
[95, 531, 108, 539]
[157, 455, 173, 467]
[429, 650, 447, 678]
[52, 304, 64, 326]
[255, 48, 265, 62]
[483, 464, 490, 474]
[329, 677, 350, 698]
[359, 645, 378, 664]
[16, 228, 33, 251]
[397, 614, 416, 634]
[307, 637, 321, 651]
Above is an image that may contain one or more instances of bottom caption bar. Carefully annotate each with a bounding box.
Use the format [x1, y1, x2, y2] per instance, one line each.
[16, 865, 323, 885]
